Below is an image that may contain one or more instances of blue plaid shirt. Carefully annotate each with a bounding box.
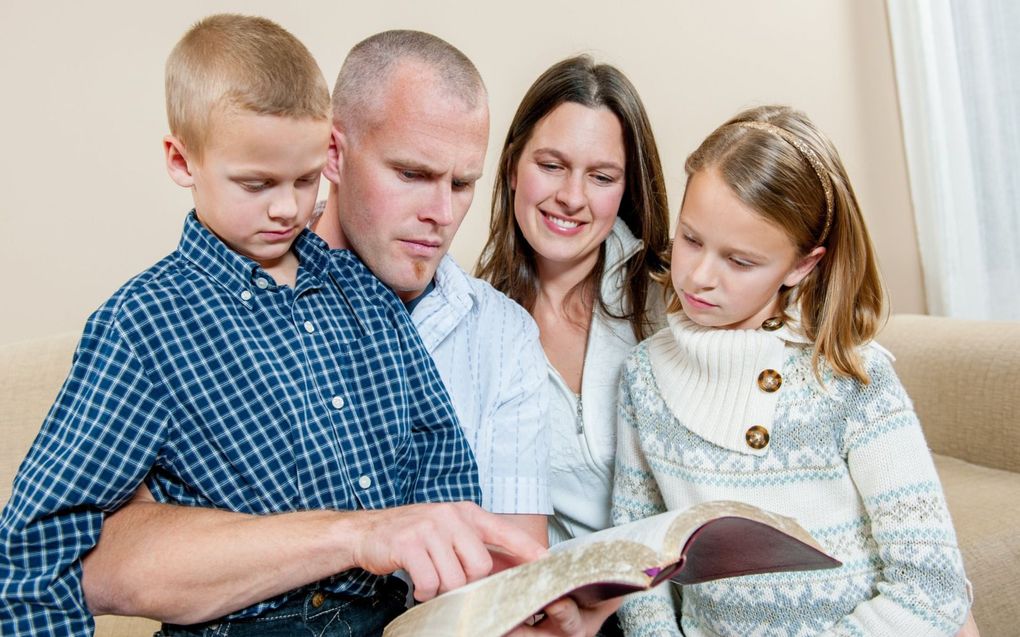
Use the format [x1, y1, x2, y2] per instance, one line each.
[0, 212, 480, 636]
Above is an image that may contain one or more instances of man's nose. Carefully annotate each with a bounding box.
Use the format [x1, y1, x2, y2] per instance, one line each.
[421, 183, 455, 226]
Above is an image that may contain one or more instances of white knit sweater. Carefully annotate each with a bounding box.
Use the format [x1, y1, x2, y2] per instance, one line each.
[612, 314, 970, 636]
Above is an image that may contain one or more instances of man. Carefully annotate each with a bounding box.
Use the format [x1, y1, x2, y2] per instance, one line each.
[83, 30, 614, 636]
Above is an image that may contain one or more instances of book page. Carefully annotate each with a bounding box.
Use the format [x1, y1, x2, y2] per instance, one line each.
[384, 540, 657, 637]
[549, 509, 682, 558]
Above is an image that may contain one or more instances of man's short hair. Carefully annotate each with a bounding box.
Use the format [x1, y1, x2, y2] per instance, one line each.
[332, 30, 486, 134]
[166, 14, 330, 159]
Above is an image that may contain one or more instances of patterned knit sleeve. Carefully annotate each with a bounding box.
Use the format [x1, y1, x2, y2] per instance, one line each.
[820, 347, 970, 636]
[612, 347, 683, 637]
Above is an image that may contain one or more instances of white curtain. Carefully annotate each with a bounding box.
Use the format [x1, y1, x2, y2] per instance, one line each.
[887, 0, 1020, 320]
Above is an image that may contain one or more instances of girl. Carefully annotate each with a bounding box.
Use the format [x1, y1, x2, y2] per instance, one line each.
[612, 105, 971, 636]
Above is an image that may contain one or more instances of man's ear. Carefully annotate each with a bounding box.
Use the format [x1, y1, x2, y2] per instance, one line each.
[322, 125, 346, 185]
[784, 246, 826, 288]
[164, 135, 195, 188]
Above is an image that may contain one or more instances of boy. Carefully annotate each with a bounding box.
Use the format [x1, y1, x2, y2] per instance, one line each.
[0, 14, 480, 636]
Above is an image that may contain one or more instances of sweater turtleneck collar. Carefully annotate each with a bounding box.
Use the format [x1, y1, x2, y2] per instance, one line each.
[646, 312, 810, 456]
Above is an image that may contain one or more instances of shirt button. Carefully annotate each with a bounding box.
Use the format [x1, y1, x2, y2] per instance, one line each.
[303, 321, 315, 333]
[240, 290, 253, 301]
[757, 369, 783, 392]
[358, 475, 372, 489]
[746, 425, 770, 450]
[310, 591, 326, 608]
[761, 317, 784, 331]
[255, 277, 270, 290]
[331, 396, 345, 409]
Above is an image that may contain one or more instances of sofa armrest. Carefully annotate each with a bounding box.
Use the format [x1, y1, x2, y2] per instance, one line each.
[878, 314, 1020, 474]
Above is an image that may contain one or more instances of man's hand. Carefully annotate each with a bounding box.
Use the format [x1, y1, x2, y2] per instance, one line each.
[506, 597, 621, 637]
[348, 501, 546, 601]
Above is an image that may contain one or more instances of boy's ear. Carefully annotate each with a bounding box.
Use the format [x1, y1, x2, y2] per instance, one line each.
[322, 126, 346, 185]
[164, 135, 195, 188]
[784, 246, 826, 288]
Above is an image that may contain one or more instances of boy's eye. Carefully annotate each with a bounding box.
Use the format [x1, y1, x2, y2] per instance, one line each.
[241, 181, 269, 192]
[730, 257, 756, 269]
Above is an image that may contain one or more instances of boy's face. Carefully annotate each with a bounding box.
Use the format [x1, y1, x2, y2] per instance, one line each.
[167, 110, 330, 279]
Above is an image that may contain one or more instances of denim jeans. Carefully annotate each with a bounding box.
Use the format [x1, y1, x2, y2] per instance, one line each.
[155, 577, 408, 637]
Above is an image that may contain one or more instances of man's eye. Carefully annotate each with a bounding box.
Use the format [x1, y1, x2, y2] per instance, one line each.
[452, 180, 474, 192]
[399, 170, 422, 181]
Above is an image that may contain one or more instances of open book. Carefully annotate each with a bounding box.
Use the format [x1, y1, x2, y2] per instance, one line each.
[383, 501, 840, 637]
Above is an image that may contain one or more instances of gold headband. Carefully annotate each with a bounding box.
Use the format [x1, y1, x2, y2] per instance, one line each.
[735, 120, 834, 245]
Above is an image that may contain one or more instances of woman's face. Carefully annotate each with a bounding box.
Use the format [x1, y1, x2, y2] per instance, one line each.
[512, 102, 626, 278]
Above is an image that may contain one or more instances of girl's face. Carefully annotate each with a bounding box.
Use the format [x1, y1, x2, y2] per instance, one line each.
[512, 102, 626, 278]
[671, 168, 823, 329]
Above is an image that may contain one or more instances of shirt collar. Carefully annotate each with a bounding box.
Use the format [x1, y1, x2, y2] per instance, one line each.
[433, 254, 478, 310]
[177, 211, 332, 296]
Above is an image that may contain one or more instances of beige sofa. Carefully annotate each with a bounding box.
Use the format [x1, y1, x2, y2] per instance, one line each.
[2, 314, 1018, 637]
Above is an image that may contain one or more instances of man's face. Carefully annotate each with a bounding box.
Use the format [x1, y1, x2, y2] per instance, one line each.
[333, 64, 489, 301]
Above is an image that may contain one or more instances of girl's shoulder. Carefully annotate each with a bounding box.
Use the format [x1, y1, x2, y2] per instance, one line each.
[805, 340, 911, 409]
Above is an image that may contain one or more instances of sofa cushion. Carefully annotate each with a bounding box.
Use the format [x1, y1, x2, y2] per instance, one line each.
[880, 314, 1020, 474]
[935, 453, 1020, 637]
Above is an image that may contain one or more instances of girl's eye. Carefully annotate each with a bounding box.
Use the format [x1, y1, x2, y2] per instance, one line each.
[730, 258, 755, 269]
[682, 234, 701, 246]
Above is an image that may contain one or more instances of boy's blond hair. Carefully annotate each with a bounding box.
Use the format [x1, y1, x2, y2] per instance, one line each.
[166, 14, 330, 159]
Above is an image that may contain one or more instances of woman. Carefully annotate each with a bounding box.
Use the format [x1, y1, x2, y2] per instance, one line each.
[477, 55, 670, 546]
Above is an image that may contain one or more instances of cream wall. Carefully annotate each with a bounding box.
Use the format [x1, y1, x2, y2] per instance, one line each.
[0, 0, 924, 346]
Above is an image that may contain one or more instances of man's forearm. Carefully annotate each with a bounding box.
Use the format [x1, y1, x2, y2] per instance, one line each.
[83, 494, 546, 625]
[83, 500, 359, 624]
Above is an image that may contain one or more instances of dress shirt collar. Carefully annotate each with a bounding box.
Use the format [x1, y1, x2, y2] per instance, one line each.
[177, 211, 332, 297]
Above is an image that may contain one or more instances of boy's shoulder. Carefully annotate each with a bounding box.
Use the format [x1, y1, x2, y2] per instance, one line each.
[90, 251, 191, 326]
